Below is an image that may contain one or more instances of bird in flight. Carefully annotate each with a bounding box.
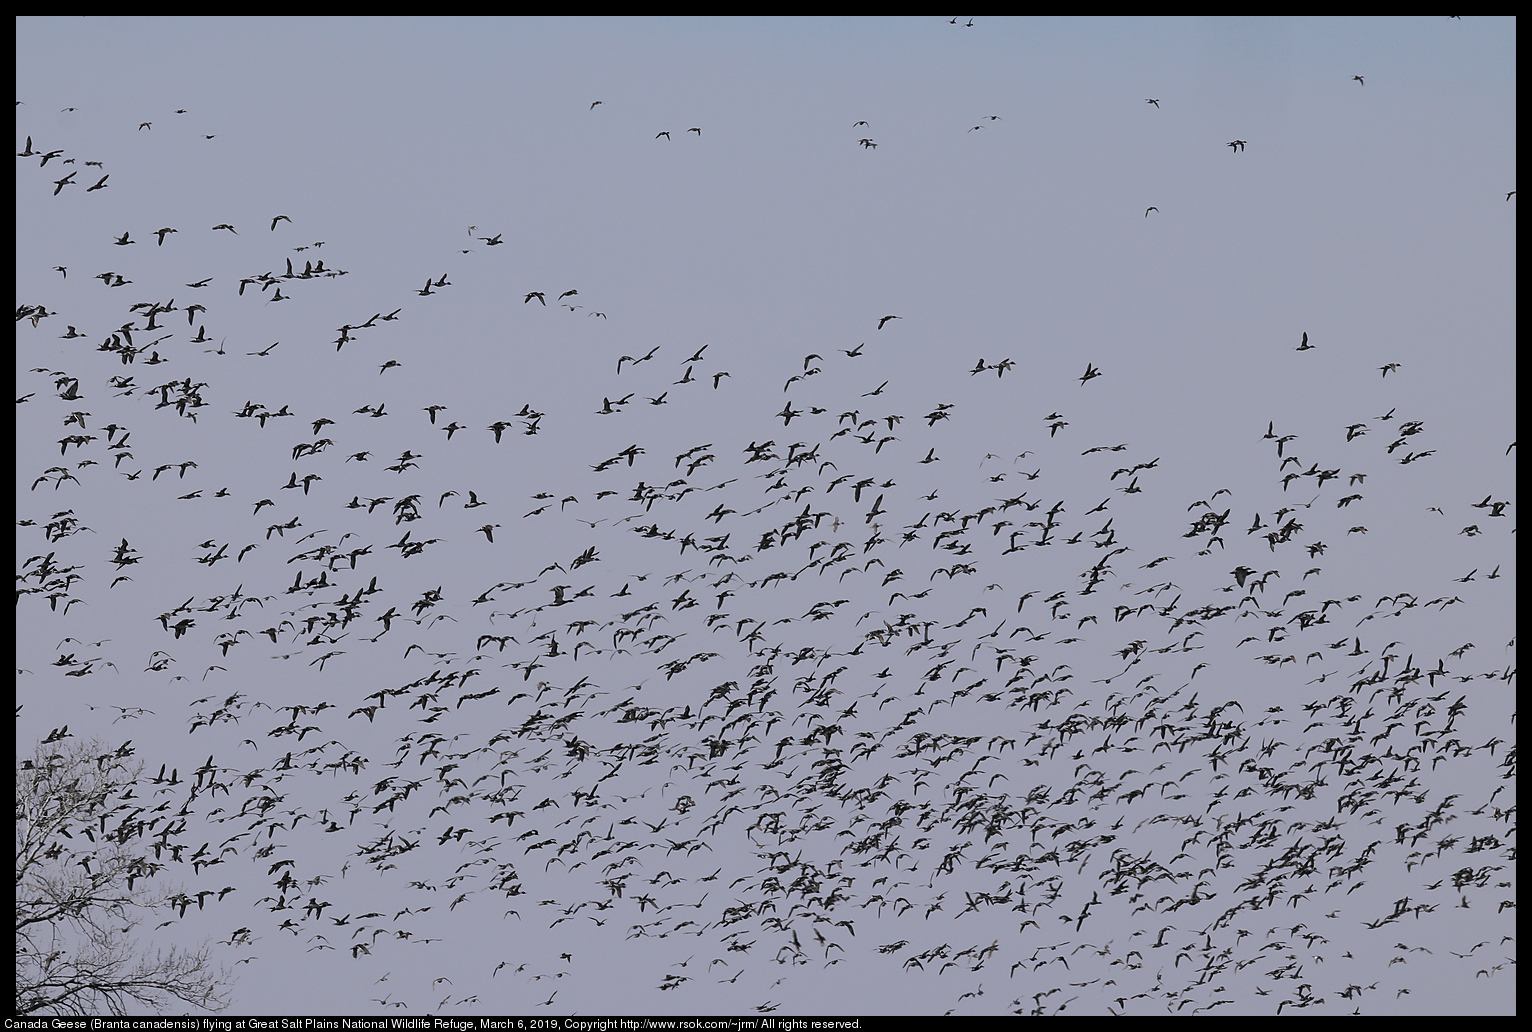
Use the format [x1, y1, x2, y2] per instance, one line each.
[1296, 332, 1313, 351]
[859, 139, 877, 149]
[1227, 140, 1247, 152]
[656, 131, 671, 140]
[877, 315, 901, 330]
[1353, 75, 1365, 86]
[590, 101, 603, 109]
[86, 174, 109, 192]
[617, 346, 660, 374]
[1146, 98, 1160, 107]
[112, 231, 134, 246]
[1080, 362, 1102, 385]
[271, 214, 291, 231]
[1145, 206, 1158, 217]
[213, 223, 237, 234]
[525, 292, 546, 305]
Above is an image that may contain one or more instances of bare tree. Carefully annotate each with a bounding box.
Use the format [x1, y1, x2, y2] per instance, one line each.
[16, 736, 232, 1014]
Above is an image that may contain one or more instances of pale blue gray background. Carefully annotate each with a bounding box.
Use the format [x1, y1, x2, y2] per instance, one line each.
[17, 17, 1515, 1015]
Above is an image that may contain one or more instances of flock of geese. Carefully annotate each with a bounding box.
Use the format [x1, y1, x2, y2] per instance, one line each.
[16, 39, 1515, 1016]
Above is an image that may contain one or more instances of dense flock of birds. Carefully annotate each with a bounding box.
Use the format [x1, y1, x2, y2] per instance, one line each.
[16, 59, 1515, 1016]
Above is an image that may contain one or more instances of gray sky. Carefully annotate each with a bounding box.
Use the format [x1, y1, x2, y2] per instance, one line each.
[17, 17, 1515, 1016]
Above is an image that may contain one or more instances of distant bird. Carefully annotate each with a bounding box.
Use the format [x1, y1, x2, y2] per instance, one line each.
[591, 101, 603, 109]
[1353, 75, 1365, 86]
[617, 346, 660, 374]
[877, 315, 901, 330]
[1145, 206, 1158, 217]
[112, 231, 134, 246]
[688, 127, 701, 135]
[1227, 139, 1246, 152]
[525, 292, 546, 305]
[656, 131, 671, 140]
[271, 214, 291, 230]
[1146, 98, 1160, 107]
[86, 174, 109, 192]
[1296, 332, 1313, 351]
[859, 139, 877, 149]
[1080, 362, 1102, 385]
[213, 224, 237, 234]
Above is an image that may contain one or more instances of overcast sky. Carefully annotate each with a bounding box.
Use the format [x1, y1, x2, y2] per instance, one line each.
[17, 17, 1515, 1016]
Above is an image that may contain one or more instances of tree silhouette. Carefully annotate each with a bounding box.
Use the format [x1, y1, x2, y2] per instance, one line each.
[16, 736, 231, 1015]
